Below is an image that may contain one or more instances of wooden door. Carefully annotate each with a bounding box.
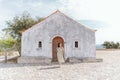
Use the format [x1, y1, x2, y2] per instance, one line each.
[52, 36, 64, 62]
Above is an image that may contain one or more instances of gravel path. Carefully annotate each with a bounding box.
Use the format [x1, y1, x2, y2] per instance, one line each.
[0, 50, 120, 80]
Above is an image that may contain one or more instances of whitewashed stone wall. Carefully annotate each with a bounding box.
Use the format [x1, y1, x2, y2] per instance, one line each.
[21, 11, 96, 61]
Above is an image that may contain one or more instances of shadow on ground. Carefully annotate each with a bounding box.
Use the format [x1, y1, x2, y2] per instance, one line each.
[0, 62, 82, 68]
[39, 66, 60, 70]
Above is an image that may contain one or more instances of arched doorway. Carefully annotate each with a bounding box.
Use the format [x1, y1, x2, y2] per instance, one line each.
[52, 36, 64, 62]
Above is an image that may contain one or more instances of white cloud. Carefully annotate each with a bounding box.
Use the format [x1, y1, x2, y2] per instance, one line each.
[96, 25, 120, 44]
[58, 0, 119, 21]
[58, 0, 120, 44]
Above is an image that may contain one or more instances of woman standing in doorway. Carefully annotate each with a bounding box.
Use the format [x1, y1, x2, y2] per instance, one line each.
[57, 43, 65, 66]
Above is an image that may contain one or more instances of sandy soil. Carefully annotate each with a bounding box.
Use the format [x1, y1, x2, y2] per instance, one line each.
[0, 50, 120, 80]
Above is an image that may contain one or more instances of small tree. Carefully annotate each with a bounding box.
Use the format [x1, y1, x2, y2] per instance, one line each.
[116, 42, 120, 49]
[3, 12, 44, 55]
[103, 41, 111, 49]
[110, 41, 115, 48]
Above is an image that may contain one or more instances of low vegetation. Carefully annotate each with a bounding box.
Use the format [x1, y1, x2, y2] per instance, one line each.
[103, 41, 120, 49]
[0, 35, 16, 49]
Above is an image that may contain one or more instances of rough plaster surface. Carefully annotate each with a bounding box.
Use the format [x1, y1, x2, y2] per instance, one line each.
[21, 11, 96, 62]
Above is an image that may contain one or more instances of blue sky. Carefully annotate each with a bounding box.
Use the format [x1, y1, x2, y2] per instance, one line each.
[0, 0, 120, 44]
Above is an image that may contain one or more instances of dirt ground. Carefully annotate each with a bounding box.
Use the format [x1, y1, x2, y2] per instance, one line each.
[0, 50, 120, 80]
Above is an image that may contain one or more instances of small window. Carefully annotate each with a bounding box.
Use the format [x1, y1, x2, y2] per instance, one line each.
[75, 41, 78, 48]
[38, 41, 42, 48]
